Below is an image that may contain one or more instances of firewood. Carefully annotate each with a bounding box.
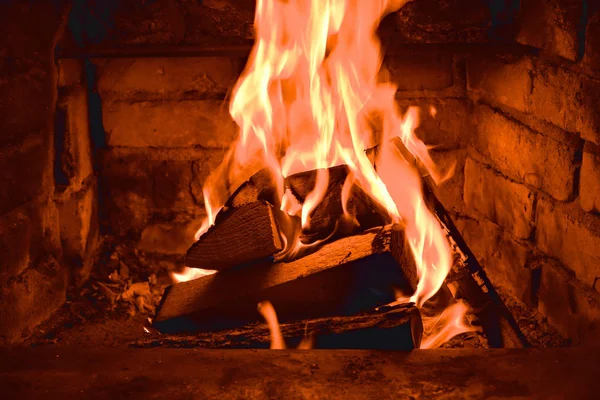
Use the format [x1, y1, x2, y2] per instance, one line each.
[154, 225, 417, 333]
[285, 165, 389, 242]
[139, 303, 422, 350]
[185, 201, 284, 270]
[226, 168, 280, 208]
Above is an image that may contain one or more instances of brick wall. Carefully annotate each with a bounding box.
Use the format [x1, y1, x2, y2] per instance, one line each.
[90, 56, 244, 256]
[460, 1, 600, 344]
[0, 1, 97, 344]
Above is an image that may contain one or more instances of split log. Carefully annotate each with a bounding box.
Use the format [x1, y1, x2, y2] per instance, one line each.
[154, 225, 417, 334]
[285, 165, 389, 242]
[139, 304, 422, 350]
[185, 201, 284, 270]
[226, 168, 280, 208]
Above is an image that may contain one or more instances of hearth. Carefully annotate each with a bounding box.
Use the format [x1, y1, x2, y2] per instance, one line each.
[1, 0, 600, 397]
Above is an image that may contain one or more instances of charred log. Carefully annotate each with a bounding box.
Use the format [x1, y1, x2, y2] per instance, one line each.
[140, 303, 422, 350]
[285, 165, 390, 242]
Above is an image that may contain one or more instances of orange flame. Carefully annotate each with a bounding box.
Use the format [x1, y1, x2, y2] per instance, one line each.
[420, 301, 478, 349]
[175, 0, 471, 344]
[257, 301, 286, 349]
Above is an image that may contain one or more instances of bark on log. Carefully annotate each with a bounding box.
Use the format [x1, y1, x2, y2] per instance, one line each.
[185, 201, 284, 270]
[155, 225, 416, 333]
[140, 304, 422, 350]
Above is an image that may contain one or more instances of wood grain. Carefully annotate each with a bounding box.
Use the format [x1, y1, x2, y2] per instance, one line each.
[185, 201, 283, 270]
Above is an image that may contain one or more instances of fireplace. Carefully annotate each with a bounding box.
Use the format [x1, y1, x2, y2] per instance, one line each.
[1, 0, 600, 397]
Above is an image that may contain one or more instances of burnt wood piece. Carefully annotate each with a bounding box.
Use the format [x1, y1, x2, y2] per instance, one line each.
[285, 165, 389, 242]
[185, 201, 284, 270]
[138, 304, 422, 350]
[381, 136, 529, 348]
[226, 168, 281, 209]
[154, 225, 416, 334]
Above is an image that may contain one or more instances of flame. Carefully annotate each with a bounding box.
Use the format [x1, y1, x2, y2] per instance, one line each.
[420, 301, 478, 349]
[176, 0, 470, 345]
[258, 301, 314, 349]
[257, 301, 286, 349]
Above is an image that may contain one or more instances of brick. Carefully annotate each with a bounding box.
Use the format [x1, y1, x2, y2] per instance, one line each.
[467, 56, 533, 113]
[102, 100, 238, 148]
[531, 64, 600, 144]
[56, 89, 93, 191]
[473, 105, 578, 201]
[583, 11, 600, 72]
[516, 0, 585, 61]
[536, 199, 600, 287]
[104, 192, 151, 238]
[538, 260, 600, 344]
[456, 217, 535, 305]
[0, 205, 34, 287]
[384, 51, 453, 91]
[0, 69, 55, 147]
[95, 57, 240, 99]
[57, 59, 84, 88]
[137, 216, 204, 256]
[0, 260, 67, 344]
[580, 142, 600, 213]
[101, 150, 194, 212]
[0, 135, 53, 214]
[0, 199, 61, 288]
[396, 99, 469, 150]
[464, 158, 535, 239]
[391, 0, 491, 43]
[429, 149, 466, 214]
[99, 148, 219, 237]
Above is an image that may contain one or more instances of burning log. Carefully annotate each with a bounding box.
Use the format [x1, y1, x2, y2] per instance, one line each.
[187, 165, 391, 271]
[154, 225, 416, 334]
[286, 165, 389, 242]
[140, 303, 422, 350]
[226, 168, 281, 208]
[185, 201, 286, 270]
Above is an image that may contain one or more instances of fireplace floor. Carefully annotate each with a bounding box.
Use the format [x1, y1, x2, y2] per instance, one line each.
[1, 347, 598, 399]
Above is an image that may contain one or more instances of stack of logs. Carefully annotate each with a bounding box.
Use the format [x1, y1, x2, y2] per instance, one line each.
[153, 139, 529, 349]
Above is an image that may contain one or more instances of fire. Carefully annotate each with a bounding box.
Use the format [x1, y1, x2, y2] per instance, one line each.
[173, 0, 473, 345]
[420, 301, 478, 349]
